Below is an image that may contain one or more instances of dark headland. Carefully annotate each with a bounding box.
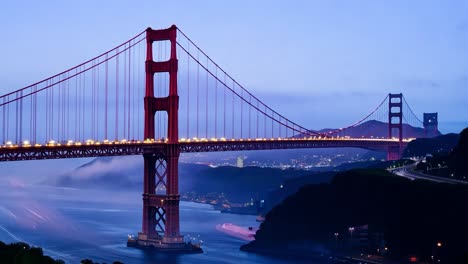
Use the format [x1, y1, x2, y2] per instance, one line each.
[242, 128, 468, 263]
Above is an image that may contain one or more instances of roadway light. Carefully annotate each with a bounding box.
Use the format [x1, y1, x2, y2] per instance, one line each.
[348, 227, 355, 238]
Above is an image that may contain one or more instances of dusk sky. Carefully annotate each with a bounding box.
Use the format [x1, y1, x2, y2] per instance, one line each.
[0, 1, 467, 179]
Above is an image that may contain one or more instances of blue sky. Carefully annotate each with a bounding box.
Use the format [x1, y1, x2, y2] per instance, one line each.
[1, 1, 467, 133]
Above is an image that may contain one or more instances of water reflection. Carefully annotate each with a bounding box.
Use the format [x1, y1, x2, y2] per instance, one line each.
[0, 183, 317, 264]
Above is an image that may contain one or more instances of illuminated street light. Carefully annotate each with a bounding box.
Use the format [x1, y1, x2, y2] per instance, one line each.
[348, 227, 355, 239]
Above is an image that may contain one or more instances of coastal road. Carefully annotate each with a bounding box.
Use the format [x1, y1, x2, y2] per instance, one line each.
[390, 161, 468, 185]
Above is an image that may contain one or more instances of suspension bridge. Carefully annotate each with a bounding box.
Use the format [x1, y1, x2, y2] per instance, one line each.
[0, 25, 429, 252]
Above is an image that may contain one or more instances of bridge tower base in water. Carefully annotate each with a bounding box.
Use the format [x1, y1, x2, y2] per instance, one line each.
[127, 25, 202, 253]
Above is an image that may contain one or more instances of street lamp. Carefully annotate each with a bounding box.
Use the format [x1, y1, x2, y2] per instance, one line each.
[348, 227, 355, 239]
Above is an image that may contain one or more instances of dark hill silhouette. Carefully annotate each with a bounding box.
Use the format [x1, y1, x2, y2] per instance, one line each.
[416, 127, 468, 180]
[242, 169, 468, 263]
[0, 242, 64, 264]
[318, 120, 439, 138]
[451, 128, 468, 178]
[453, 127, 468, 159]
[403, 133, 459, 157]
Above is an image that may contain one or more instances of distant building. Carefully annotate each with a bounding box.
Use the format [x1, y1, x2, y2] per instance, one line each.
[423, 113, 438, 138]
[236, 156, 244, 168]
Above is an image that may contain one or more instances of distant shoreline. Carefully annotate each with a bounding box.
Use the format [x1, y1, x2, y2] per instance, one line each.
[181, 198, 259, 216]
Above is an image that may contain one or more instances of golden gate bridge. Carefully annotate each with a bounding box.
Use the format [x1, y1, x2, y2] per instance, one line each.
[0, 25, 428, 252]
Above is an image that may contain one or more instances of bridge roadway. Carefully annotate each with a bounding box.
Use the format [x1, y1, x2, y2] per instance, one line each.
[0, 138, 410, 162]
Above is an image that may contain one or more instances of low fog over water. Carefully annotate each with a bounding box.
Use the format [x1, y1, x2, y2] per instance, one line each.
[0, 181, 318, 264]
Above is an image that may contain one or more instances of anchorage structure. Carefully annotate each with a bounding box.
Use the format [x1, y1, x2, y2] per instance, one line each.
[127, 25, 201, 253]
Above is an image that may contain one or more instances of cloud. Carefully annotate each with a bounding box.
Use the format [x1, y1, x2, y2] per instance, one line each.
[69, 156, 141, 180]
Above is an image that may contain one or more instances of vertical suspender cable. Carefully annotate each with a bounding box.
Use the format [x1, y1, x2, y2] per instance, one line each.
[2, 98, 5, 143]
[96, 59, 100, 140]
[15, 92, 18, 144]
[257, 100, 259, 138]
[61, 74, 64, 141]
[240, 89, 243, 139]
[214, 67, 218, 139]
[187, 41, 190, 138]
[6, 96, 9, 142]
[75, 70, 78, 141]
[30, 87, 33, 142]
[128, 41, 131, 140]
[105, 53, 108, 140]
[132, 40, 136, 140]
[205, 57, 208, 138]
[82, 67, 86, 141]
[223, 74, 226, 138]
[123, 46, 127, 139]
[271, 112, 274, 138]
[51, 79, 54, 141]
[248, 95, 251, 139]
[279, 117, 281, 138]
[65, 74, 68, 141]
[58, 75, 61, 141]
[116, 48, 119, 140]
[91, 65, 95, 140]
[19, 91, 23, 143]
[34, 85, 37, 142]
[232, 80, 234, 138]
[62, 74, 65, 141]
[46, 82, 49, 141]
[78, 71, 81, 141]
[264, 105, 267, 138]
[137, 43, 141, 139]
[196, 49, 200, 138]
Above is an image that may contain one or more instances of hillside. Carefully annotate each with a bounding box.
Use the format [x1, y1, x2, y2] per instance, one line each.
[318, 120, 437, 138]
[416, 127, 468, 180]
[0, 242, 64, 264]
[51, 153, 407, 209]
[403, 133, 459, 157]
[242, 169, 468, 263]
[50, 158, 331, 203]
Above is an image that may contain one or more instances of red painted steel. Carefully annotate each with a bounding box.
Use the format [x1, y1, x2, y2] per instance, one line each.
[141, 25, 182, 244]
[388, 93, 403, 160]
[0, 139, 406, 162]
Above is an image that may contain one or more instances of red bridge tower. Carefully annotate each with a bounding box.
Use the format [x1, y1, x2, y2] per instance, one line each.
[387, 93, 403, 160]
[127, 25, 202, 253]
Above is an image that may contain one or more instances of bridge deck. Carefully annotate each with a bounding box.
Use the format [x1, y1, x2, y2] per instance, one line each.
[0, 138, 409, 162]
